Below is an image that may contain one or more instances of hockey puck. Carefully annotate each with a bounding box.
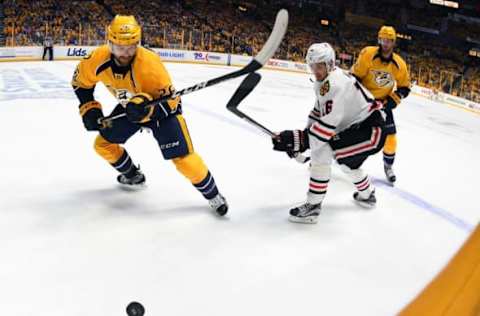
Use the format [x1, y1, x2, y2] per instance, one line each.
[126, 302, 145, 316]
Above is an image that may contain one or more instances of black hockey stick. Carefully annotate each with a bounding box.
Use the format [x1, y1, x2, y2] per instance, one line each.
[99, 9, 289, 126]
[226, 72, 275, 136]
[226, 72, 310, 163]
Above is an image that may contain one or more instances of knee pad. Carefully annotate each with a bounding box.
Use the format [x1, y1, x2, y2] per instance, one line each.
[383, 134, 397, 155]
[94, 134, 125, 163]
[172, 152, 209, 184]
[339, 164, 353, 174]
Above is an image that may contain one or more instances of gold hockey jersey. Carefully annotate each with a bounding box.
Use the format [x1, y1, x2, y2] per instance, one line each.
[72, 45, 179, 109]
[351, 46, 410, 101]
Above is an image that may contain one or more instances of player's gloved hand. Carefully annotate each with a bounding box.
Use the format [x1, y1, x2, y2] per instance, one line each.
[272, 129, 309, 154]
[287, 151, 311, 164]
[79, 100, 105, 131]
[126, 93, 181, 124]
[383, 91, 401, 110]
[286, 150, 298, 159]
[126, 93, 156, 123]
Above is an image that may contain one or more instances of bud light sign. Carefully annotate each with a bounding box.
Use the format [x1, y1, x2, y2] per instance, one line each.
[157, 50, 186, 60]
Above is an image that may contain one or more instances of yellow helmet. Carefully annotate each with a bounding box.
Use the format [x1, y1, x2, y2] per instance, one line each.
[378, 26, 396, 41]
[108, 15, 141, 45]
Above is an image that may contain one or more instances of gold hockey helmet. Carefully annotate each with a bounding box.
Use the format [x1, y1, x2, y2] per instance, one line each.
[378, 26, 397, 41]
[108, 15, 141, 45]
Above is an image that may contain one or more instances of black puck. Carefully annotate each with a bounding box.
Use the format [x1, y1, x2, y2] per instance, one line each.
[126, 301, 145, 316]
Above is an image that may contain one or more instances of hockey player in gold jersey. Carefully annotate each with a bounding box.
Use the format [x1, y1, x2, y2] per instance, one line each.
[351, 26, 411, 184]
[71, 15, 228, 215]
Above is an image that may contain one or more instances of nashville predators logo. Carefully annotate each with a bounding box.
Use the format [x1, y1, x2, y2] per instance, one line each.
[371, 70, 394, 88]
[120, 25, 133, 33]
[319, 80, 330, 96]
[114, 88, 133, 107]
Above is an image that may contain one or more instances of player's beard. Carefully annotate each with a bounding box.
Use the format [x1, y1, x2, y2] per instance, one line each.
[114, 54, 135, 67]
[380, 43, 394, 59]
[381, 47, 393, 58]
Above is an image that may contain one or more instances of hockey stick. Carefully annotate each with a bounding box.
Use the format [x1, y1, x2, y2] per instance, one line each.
[226, 72, 310, 164]
[226, 72, 274, 136]
[98, 9, 289, 126]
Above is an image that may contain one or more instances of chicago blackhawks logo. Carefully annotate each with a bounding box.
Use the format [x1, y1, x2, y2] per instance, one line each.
[319, 80, 330, 96]
[371, 70, 394, 88]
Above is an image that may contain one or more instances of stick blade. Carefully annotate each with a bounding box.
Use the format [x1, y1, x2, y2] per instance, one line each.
[226, 72, 262, 112]
[254, 9, 289, 66]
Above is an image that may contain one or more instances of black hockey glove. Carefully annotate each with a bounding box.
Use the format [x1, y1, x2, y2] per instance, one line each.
[384, 94, 399, 110]
[384, 87, 410, 110]
[272, 129, 309, 154]
[126, 93, 157, 123]
[126, 93, 181, 124]
[79, 101, 105, 131]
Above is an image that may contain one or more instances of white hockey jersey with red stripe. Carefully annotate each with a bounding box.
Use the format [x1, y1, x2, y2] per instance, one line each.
[307, 68, 375, 152]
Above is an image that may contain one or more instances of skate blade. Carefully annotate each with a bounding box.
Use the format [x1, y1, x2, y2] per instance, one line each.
[386, 179, 395, 187]
[289, 215, 318, 224]
[117, 183, 147, 192]
[354, 200, 376, 209]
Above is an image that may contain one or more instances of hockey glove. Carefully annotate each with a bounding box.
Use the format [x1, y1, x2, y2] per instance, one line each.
[79, 100, 105, 131]
[126, 93, 181, 124]
[126, 93, 156, 123]
[272, 129, 309, 154]
[384, 93, 400, 110]
[384, 87, 409, 110]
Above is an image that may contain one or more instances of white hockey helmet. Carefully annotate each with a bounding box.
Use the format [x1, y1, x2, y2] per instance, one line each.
[305, 42, 336, 73]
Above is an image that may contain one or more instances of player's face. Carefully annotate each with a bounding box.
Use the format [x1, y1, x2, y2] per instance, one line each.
[110, 43, 138, 66]
[309, 62, 328, 81]
[379, 38, 394, 55]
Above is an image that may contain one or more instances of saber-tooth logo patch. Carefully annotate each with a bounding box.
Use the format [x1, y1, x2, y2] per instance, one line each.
[371, 70, 394, 88]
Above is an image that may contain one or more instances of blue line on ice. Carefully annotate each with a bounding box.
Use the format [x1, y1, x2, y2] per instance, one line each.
[372, 178, 474, 233]
[187, 103, 475, 234]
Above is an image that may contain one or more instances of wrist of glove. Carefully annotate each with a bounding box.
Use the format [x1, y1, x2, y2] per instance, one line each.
[384, 91, 401, 110]
[79, 101, 104, 131]
[272, 129, 309, 154]
[126, 93, 181, 124]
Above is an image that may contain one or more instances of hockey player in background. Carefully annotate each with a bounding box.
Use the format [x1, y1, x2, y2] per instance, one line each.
[71, 15, 228, 216]
[351, 26, 411, 184]
[272, 43, 386, 223]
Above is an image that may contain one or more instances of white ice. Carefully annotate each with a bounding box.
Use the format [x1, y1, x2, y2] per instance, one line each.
[0, 61, 478, 316]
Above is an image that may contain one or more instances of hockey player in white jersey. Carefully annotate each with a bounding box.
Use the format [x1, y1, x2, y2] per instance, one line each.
[272, 43, 387, 223]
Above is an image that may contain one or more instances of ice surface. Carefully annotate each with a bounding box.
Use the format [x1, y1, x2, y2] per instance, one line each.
[0, 61, 478, 315]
